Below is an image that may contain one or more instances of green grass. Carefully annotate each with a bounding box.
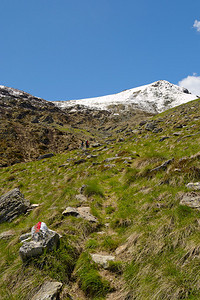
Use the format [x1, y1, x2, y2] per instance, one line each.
[75, 252, 111, 298]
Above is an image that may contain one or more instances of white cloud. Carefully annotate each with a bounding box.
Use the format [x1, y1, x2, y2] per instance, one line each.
[178, 75, 200, 96]
[193, 20, 200, 32]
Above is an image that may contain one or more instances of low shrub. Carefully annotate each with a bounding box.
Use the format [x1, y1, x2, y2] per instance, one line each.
[84, 179, 104, 198]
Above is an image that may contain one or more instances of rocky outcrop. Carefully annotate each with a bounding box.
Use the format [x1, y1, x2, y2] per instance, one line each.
[19, 222, 60, 262]
[32, 281, 63, 300]
[0, 188, 30, 223]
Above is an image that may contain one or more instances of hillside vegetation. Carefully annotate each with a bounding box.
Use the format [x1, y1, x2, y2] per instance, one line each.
[1, 98, 200, 299]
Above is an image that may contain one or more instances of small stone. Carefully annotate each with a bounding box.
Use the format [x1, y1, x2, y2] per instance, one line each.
[152, 128, 163, 133]
[58, 163, 70, 168]
[90, 254, 115, 268]
[104, 164, 116, 168]
[139, 120, 147, 126]
[74, 159, 86, 165]
[75, 194, 87, 203]
[186, 182, 200, 190]
[77, 207, 98, 223]
[31, 204, 40, 209]
[150, 158, 174, 173]
[37, 153, 54, 160]
[62, 206, 98, 223]
[180, 192, 200, 209]
[79, 185, 87, 194]
[159, 136, 170, 142]
[115, 243, 128, 255]
[91, 143, 101, 148]
[145, 122, 156, 131]
[104, 157, 117, 162]
[32, 281, 63, 300]
[62, 207, 79, 217]
[0, 230, 15, 240]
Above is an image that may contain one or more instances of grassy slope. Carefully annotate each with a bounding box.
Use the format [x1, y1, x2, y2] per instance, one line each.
[1, 99, 200, 299]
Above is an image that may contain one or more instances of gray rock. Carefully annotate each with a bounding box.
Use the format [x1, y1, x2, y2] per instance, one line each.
[77, 207, 98, 223]
[58, 163, 70, 168]
[180, 192, 200, 209]
[32, 281, 62, 300]
[115, 244, 128, 255]
[62, 206, 97, 223]
[173, 132, 183, 136]
[19, 232, 32, 242]
[159, 136, 170, 142]
[74, 159, 86, 165]
[75, 194, 87, 203]
[0, 230, 15, 240]
[104, 157, 117, 162]
[150, 158, 174, 173]
[145, 122, 156, 131]
[139, 120, 147, 126]
[62, 207, 80, 217]
[79, 185, 87, 194]
[19, 224, 60, 262]
[152, 128, 163, 133]
[0, 188, 30, 223]
[186, 182, 200, 190]
[104, 164, 116, 168]
[90, 254, 115, 268]
[37, 153, 54, 160]
[91, 143, 101, 148]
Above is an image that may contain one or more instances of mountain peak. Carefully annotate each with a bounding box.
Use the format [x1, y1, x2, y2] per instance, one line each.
[53, 80, 197, 114]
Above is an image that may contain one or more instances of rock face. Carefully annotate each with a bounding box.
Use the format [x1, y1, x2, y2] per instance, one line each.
[0, 188, 30, 223]
[32, 281, 63, 300]
[180, 192, 200, 209]
[19, 222, 60, 262]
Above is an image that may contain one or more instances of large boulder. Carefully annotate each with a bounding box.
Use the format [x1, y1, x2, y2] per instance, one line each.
[19, 222, 60, 262]
[32, 281, 63, 300]
[0, 188, 30, 223]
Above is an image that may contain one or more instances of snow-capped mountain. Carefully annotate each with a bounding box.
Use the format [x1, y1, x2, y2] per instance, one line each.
[53, 80, 198, 114]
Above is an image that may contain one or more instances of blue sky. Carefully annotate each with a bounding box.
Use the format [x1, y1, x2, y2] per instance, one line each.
[0, 0, 200, 100]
